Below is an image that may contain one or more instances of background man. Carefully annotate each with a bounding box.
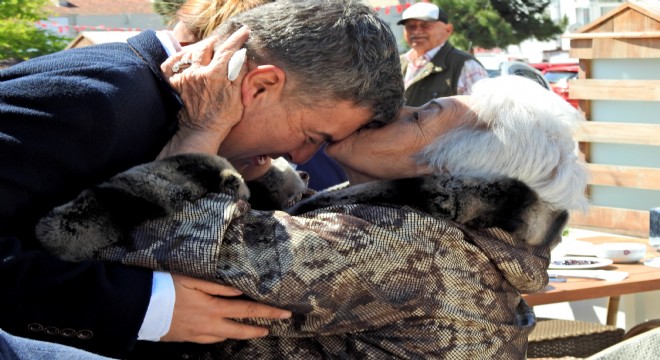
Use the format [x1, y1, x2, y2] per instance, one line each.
[399, 2, 488, 106]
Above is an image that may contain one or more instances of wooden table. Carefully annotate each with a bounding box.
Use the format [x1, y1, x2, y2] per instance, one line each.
[522, 236, 660, 325]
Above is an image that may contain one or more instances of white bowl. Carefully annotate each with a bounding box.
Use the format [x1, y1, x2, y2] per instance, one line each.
[594, 242, 647, 263]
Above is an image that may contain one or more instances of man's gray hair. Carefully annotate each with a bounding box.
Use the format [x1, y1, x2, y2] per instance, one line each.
[418, 76, 590, 212]
[220, 0, 404, 125]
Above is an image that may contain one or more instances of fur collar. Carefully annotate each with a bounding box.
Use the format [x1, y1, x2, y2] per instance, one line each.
[36, 154, 566, 263]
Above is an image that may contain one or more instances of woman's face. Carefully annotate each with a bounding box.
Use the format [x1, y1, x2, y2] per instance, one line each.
[325, 96, 474, 184]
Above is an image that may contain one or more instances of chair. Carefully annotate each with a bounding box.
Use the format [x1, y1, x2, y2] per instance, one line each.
[527, 318, 624, 358]
[585, 326, 660, 359]
[528, 318, 660, 359]
[620, 318, 660, 341]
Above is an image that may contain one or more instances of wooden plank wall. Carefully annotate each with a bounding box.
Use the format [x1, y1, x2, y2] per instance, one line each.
[569, 119, 660, 237]
[569, 32, 660, 237]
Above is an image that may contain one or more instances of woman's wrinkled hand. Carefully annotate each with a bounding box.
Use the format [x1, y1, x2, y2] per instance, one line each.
[158, 26, 250, 158]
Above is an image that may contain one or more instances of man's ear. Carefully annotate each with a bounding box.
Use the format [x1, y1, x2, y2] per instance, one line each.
[241, 65, 286, 107]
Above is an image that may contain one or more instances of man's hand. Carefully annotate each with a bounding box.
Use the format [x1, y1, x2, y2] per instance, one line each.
[161, 274, 291, 343]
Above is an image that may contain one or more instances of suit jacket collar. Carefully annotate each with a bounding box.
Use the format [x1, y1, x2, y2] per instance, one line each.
[127, 30, 183, 109]
[127, 30, 170, 77]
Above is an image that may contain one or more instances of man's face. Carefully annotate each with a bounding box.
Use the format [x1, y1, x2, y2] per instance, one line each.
[218, 98, 373, 167]
[403, 19, 453, 55]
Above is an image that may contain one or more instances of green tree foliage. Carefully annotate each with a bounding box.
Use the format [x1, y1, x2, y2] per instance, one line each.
[0, 0, 70, 60]
[432, 0, 566, 51]
[490, 0, 566, 42]
[153, 0, 187, 23]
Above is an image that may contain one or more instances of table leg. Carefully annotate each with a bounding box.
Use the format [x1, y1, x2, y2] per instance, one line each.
[607, 295, 620, 326]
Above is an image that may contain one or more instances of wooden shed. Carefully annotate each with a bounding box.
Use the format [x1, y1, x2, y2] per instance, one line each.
[565, 1, 660, 237]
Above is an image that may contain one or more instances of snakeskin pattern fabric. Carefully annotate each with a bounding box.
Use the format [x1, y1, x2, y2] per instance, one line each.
[38, 155, 556, 359]
[95, 194, 550, 359]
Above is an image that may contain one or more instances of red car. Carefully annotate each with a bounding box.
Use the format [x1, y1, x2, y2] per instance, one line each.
[542, 64, 579, 108]
[528, 62, 576, 72]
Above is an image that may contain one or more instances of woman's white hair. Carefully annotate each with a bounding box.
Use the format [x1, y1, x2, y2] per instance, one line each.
[417, 75, 589, 212]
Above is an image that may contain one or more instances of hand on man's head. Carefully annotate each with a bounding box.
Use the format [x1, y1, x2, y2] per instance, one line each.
[158, 27, 250, 157]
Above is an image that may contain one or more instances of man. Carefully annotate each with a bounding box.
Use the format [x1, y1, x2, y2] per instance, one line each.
[399, 2, 488, 106]
[0, 1, 403, 358]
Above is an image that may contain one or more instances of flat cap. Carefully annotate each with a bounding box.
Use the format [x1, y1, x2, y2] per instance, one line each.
[397, 2, 448, 25]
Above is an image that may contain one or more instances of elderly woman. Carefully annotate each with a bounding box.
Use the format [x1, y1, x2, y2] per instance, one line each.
[36, 74, 588, 359]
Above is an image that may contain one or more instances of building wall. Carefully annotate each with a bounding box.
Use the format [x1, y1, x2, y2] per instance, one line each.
[56, 14, 167, 32]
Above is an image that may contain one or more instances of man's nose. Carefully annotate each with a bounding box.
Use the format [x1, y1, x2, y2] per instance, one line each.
[289, 143, 322, 164]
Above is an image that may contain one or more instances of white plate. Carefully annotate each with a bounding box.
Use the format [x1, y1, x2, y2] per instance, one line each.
[549, 256, 613, 270]
[644, 257, 660, 269]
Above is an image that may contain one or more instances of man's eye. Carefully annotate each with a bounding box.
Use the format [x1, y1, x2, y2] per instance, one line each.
[307, 137, 320, 145]
[412, 112, 420, 121]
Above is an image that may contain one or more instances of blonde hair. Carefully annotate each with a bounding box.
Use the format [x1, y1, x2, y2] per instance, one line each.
[176, 0, 271, 41]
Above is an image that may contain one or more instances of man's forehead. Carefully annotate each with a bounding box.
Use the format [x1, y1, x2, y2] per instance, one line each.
[308, 102, 373, 141]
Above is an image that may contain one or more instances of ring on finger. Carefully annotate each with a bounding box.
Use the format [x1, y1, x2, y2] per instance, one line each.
[172, 59, 193, 73]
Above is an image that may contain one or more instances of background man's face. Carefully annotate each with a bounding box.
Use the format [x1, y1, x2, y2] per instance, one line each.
[403, 19, 453, 55]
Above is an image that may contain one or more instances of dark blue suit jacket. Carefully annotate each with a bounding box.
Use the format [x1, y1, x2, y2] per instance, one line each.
[0, 31, 184, 358]
[296, 149, 347, 191]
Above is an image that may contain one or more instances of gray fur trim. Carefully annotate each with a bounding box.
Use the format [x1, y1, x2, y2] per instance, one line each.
[288, 175, 567, 247]
[246, 157, 313, 210]
[37, 154, 565, 263]
[36, 154, 249, 262]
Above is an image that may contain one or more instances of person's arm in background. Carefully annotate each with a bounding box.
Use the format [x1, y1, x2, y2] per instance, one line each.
[456, 59, 489, 95]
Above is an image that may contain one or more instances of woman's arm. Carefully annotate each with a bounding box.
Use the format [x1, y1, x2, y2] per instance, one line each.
[35, 154, 555, 337]
[35, 154, 441, 337]
[158, 27, 249, 159]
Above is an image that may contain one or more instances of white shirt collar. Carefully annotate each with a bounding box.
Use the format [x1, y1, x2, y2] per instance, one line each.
[154, 30, 182, 56]
[406, 42, 446, 63]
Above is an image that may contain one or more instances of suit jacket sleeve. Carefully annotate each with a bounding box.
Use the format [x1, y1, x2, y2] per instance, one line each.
[0, 31, 179, 358]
